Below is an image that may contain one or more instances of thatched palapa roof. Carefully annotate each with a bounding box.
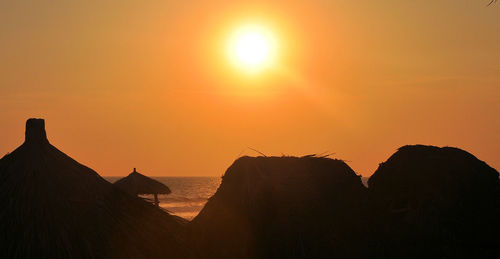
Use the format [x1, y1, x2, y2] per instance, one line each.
[189, 156, 370, 258]
[0, 119, 187, 258]
[368, 145, 500, 258]
[114, 168, 171, 195]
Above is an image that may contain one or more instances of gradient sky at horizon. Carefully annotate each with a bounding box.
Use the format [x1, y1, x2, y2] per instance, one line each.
[1, 0, 499, 176]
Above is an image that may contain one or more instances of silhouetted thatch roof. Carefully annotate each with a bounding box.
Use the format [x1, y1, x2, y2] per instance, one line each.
[189, 156, 370, 258]
[0, 119, 187, 258]
[368, 145, 500, 258]
[114, 168, 171, 195]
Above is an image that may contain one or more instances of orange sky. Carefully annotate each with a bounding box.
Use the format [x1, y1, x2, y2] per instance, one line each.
[1, 1, 499, 176]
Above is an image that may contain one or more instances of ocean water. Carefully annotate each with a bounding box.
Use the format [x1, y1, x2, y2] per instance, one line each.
[106, 177, 221, 220]
[106, 176, 369, 220]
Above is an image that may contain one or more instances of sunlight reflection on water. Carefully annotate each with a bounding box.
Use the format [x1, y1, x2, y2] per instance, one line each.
[106, 177, 221, 220]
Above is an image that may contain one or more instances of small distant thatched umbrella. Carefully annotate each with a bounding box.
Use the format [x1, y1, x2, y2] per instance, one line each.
[114, 168, 171, 206]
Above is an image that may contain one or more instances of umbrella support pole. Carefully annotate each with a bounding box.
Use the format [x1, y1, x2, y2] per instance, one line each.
[154, 193, 159, 207]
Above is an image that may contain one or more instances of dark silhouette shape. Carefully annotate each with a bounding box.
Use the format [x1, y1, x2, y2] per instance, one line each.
[188, 146, 499, 258]
[0, 119, 187, 258]
[2, 120, 499, 258]
[368, 145, 500, 258]
[114, 168, 171, 206]
[188, 156, 370, 258]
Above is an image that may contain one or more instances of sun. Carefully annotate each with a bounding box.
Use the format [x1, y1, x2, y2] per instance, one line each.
[227, 24, 277, 73]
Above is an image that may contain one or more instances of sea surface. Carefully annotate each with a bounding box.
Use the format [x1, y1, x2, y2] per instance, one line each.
[105, 177, 221, 220]
[106, 176, 369, 220]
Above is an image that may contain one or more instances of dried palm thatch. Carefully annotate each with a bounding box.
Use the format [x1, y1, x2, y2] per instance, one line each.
[114, 168, 171, 206]
[0, 119, 187, 258]
[188, 156, 370, 258]
[368, 145, 500, 258]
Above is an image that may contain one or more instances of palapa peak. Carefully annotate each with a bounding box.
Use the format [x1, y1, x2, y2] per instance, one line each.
[25, 118, 48, 144]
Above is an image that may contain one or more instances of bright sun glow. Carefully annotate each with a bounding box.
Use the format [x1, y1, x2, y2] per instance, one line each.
[227, 24, 277, 73]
